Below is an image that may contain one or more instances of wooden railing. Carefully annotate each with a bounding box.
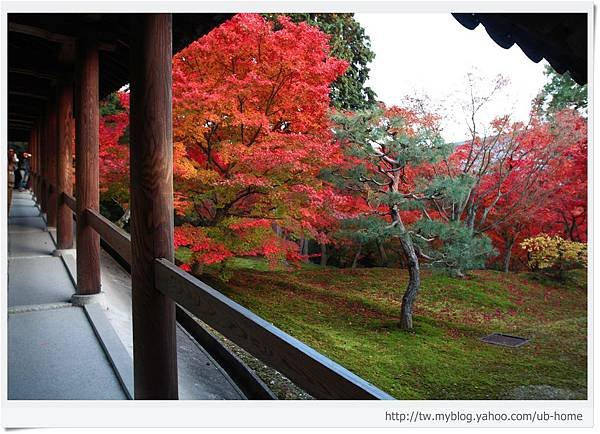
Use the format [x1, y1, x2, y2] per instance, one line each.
[85, 208, 132, 265]
[62, 192, 76, 213]
[154, 259, 392, 399]
[59, 191, 394, 400]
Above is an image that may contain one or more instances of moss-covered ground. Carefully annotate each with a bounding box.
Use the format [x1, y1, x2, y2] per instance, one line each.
[202, 258, 587, 400]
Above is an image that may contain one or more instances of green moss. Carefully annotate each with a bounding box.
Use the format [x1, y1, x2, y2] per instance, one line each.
[208, 264, 587, 400]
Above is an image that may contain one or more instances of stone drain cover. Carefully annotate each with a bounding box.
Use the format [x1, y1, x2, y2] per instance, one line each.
[480, 333, 529, 347]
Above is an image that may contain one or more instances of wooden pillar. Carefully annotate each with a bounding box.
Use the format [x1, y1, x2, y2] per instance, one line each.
[46, 96, 58, 228]
[29, 126, 36, 196]
[129, 14, 178, 400]
[35, 124, 41, 200]
[74, 35, 100, 295]
[32, 125, 37, 197]
[31, 124, 35, 196]
[40, 112, 48, 214]
[56, 79, 74, 250]
[32, 126, 37, 192]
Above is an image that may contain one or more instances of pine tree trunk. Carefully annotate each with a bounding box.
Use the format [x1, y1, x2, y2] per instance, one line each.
[398, 233, 420, 330]
[320, 243, 328, 267]
[503, 237, 514, 273]
[391, 205, 420, 330]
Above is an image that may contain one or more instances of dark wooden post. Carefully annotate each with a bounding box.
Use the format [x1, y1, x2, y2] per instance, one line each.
[29, 126, 36, 196]
[56, 79, 74, 250]
[130, 13, 178, 399]
[35, 124, 41, 200]
[40, 112, 48, 214]
[74, 35, 101, 296]
[32, 126, 37, 193]
[33, 124, 38, 197]
[46, 96, 58, 228]
[31, 124, 36, 196]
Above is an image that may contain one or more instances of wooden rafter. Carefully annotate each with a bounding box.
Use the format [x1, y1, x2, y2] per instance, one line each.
[9, 91, 48, 100]
[8, 22, 115, 51]
[9, 67, 58, 80]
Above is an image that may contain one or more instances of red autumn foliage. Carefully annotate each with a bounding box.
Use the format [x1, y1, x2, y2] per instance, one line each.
[446, 109, 587, 270]
[99, 92, 130, 209]
[171, 13, 353, 268]
[93, 15, 586, 275]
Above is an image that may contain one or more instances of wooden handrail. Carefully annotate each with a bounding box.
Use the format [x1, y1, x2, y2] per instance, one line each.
[59, 190, 130, 263]
[154, 258, 394, 400]
[85, 208, 132, 265]
[62, 192, 76, 213]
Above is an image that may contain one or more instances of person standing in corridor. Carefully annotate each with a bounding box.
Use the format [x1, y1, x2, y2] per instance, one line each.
[17, 152, 30, 191]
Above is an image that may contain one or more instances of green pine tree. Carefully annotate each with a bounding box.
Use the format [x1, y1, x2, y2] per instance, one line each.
[538, 64, 587, 114]
[331, 106, 494, 329]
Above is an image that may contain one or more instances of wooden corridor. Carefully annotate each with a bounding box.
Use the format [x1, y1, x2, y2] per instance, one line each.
[7, 189, 247, 400]
[8, 190, 127, 399]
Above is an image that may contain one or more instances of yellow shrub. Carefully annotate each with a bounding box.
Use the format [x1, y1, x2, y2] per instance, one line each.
[520, 234, 587, 270]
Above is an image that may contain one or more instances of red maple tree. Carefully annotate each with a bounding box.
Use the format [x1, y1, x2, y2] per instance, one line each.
[171, 13, 350, 269]
[441, 109, 587, 271]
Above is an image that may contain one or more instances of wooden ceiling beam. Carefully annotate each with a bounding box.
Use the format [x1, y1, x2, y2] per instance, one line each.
[11, 115, 35, 119]
[8, 124, 34, 130]
[8, 100, 45, 110]
[9, 120, 38, 126]
[9, 67, 58, 80]
[8, 112, 39, 118]
[9, 22, 73, 44]
[9, 91, 48, 100]
[9, 23, 116, 51]
[9, 124, 35, 129]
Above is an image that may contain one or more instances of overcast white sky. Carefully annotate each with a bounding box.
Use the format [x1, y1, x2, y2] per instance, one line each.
[355, 13, 549, 142]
